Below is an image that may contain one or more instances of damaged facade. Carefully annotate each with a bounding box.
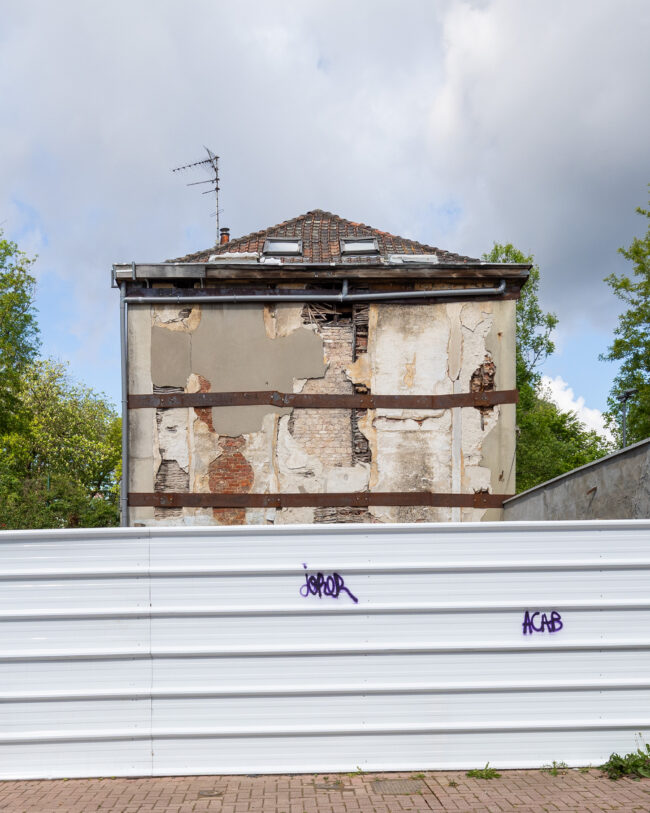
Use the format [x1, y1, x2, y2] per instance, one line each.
[114, 210, 530, 526]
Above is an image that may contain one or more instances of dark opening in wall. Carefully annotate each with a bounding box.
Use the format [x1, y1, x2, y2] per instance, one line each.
[301, 302, 353, 325]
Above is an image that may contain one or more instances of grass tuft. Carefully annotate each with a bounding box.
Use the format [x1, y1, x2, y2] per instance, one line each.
[541, 761, 569, 776]
[466, 762, 501, 780]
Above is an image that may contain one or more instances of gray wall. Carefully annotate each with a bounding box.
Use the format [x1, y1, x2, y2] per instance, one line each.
[504, 438, 650, 521]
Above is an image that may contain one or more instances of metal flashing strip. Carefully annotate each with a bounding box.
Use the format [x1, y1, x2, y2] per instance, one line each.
[4, 640, 650, 663]
[128, 389, 518, 410]
[2, 718, 650, 745]
[3, 560, 650, 580]
[113, 262, 532, 279]
[2, 598, 650, 622]
[128, 491, 512, 509]
[4, 678, 650, 703]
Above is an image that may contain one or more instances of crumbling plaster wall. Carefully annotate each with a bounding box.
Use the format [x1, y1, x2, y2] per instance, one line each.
[346, 299, 515, 523]
[128, 296, 515, 526]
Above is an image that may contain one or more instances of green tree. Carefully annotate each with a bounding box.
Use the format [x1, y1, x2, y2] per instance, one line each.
[0, 231, 40, 433]
[515, 379, 611, 492]
[601, 190, 650, 445]
[0, 359, 121, 529]
[483, 243, 611, 492]
[483, 243, 557, 389]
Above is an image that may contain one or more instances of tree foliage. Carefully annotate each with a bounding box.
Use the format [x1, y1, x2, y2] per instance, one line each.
[0, 231, 40, 433]
[601, 190, 650, 444]
[483, 243, 610, 492]
[515, 379, 611, 492]
[0, 233, 121, 529]
[0, 359, 121, 529]
[483, 242, 557, 389]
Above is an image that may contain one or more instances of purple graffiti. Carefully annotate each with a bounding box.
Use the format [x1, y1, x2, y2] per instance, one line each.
[300, 569, 358, 604]
[522, 610, 563, 635]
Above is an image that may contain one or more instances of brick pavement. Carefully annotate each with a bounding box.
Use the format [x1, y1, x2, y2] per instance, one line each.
[0, 769, 648, 813]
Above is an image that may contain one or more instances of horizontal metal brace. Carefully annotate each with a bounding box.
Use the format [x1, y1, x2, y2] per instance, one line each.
[128, 389, 518, 410]
[129, 492, 512, 509]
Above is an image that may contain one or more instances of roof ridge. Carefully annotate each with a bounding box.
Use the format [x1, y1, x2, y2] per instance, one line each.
[217, 209, 318, 251]
[169, 211, 316, 262]
[211, 209, 441, 254]
[167, 208, 478, 263]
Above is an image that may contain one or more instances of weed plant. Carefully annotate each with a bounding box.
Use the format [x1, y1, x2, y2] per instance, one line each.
[600, 742, 650, 781]
[466, 763, 501, 780]
[541, 761, 568, 776]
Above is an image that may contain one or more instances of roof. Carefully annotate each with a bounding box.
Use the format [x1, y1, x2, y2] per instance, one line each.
[169, 209, 480, 265]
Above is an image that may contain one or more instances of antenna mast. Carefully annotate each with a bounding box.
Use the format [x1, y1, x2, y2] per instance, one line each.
[172, 148, 221, 245]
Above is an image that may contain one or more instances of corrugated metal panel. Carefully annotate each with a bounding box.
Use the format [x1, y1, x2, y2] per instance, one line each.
[0, 520, 649, 779]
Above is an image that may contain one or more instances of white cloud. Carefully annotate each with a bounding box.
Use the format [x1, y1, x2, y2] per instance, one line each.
[541, 375, 612, 440]
[0, 0, 649, 403]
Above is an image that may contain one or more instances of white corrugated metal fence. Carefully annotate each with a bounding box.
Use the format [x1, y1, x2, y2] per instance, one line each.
[1, 520, 649, 778]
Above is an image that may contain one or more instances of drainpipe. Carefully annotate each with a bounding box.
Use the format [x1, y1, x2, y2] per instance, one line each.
[119, 281, 129, 527]
[123, 279, 507, 306]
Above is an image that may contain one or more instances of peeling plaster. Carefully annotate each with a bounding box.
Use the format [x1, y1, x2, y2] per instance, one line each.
[276, 415, 325, 490]
[343, 300, 509, 523]
[192, 305, 326, 435]
[446, 302, 463, 383]
[152, 304, 201, 332]
[326, 464, 370, 493]
[136, 295, 517, 527]
[263, 303, 306, 338]
[151, 327, 191, 389]
[156, 408, 190, 472]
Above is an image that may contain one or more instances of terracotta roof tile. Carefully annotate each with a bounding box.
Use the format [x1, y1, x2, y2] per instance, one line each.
[168, 209, 479, 264]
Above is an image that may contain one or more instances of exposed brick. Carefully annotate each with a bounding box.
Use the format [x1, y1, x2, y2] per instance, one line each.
[290, 322, 354, 473]
[193, 374, 215, 430]
[208, 436, 254, 525]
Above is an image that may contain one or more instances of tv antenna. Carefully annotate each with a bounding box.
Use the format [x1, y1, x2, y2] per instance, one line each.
[172, 148, 221, 245]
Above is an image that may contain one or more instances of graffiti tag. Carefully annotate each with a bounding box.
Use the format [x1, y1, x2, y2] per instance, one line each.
[522, 610, 563, 635]
[300, 565, 358, 604]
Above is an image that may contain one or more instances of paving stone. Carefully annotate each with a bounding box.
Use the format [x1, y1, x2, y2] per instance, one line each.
[0, 770, 647, 812]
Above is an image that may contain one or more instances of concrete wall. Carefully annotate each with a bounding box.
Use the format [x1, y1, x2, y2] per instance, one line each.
[128, 294, 516, 526]
[503, 438, 650, 521]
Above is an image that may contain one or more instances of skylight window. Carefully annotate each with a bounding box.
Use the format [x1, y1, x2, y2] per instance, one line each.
[340, 237, 379, 255]
[262, 238, 302, 255]
[389, 253, 439, 264]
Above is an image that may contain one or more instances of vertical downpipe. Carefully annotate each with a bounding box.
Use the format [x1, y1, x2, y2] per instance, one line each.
[119, 281, 129, 526]
[451, 379, 462, 522]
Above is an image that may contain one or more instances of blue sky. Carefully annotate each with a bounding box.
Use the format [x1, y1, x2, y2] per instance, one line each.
[2, 0, 649, 430]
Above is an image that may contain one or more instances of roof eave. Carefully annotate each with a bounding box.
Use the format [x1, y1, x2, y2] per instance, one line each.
[113, 261, 532, 284]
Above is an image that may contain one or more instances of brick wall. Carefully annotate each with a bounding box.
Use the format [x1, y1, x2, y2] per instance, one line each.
[288, 322, 354, 470]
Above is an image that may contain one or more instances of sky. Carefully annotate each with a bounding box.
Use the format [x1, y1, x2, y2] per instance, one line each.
[1, 0, 649, 433]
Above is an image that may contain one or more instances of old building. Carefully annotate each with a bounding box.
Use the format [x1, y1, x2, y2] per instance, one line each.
[113, 209, 530, 526]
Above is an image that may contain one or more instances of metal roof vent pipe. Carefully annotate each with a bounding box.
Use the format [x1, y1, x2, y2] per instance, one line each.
[219, 227, 230, 245]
